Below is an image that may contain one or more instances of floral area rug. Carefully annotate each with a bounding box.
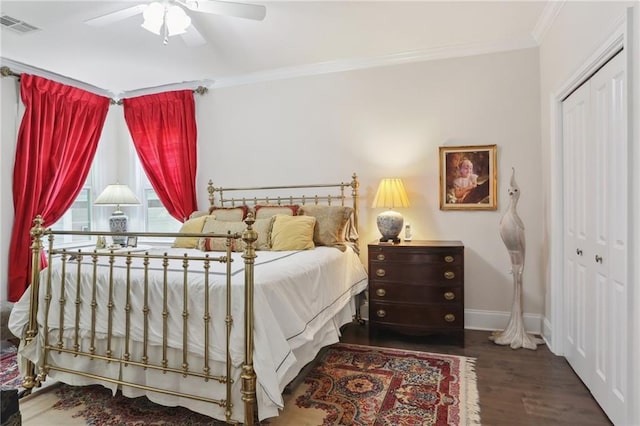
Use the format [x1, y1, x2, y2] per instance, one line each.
[270, 343, 480, 425]
[13, 343, 480, 425]
[0, 345, 22, 389]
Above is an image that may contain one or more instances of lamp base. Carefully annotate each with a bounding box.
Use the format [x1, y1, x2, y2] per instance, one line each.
[109, 212, 128, 246]
[376, 210, 404, 244]
[379, 236, 401, 244]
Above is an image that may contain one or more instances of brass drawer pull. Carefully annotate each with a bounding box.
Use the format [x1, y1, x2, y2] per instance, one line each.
[376, 309, 387, 318]
[444, 255, 454, 263]
[443, 291, 455, 301]
[376, 253, 385, 261]
[375, 268, 386, 277]
[444, 314, 455, 322]
[444, 271, 455, 280]
[375, 288, 386, 297]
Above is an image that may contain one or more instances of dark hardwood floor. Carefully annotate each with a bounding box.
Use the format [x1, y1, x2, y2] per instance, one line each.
[339, 323, 612, 426]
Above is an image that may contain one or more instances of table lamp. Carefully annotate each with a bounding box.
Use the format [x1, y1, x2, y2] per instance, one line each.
[94, 183, 140, 246]
[372, 178, 410, 243]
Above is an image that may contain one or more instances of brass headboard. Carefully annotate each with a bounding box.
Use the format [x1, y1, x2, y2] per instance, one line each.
[207, 173, 360, 231]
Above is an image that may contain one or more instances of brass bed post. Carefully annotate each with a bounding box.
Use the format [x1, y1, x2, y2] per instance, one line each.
[23, 216, 45, 390]
[349, 173, 364, 324]
[241, 214, 258, 426]
[350, 172, 359, 231]
[207, 179, 215, 208]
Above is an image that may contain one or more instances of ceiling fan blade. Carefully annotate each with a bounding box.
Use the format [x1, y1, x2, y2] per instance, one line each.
[180, 23, 207, 47]
[180, 0, 266, 21]
[84, 5, 146, 27]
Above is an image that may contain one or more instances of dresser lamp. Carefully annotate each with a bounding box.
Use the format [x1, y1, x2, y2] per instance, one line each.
[94, 183, 140, 246]
[371, 178, 410, 243]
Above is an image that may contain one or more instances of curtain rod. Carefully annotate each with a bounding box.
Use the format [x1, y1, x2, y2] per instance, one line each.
[110, 86, 209, 105]
[0, 66, 20, 79]
[0, 66, 209, 105]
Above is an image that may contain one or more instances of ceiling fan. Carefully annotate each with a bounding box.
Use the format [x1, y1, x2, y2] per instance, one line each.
[84, 0, 266, 47]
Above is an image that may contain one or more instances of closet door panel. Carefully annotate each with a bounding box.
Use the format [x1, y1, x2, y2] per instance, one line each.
[594, 272, 607, 384]
[562, 50, 628, 425]
[597, 52, 628, 425]
[607, 62, 628, 420]
[562, 82, 593, 385]
[590, 64, 612, 408]
[608, 65, 628, 285]
[584, 51, 628, 425]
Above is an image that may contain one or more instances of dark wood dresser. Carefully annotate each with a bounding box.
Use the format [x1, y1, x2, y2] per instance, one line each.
[368, 240, 465, 346]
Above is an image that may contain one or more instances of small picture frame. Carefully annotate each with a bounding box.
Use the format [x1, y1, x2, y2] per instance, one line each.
[439, 144, 497, 210]
[126, 236, 138, 247]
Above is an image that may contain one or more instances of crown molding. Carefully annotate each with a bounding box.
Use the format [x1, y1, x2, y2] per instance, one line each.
[531, 1, 565, 45]
[213, 36, 538, 89]
[0, 57, 215, 101]
[0, 57, 112, 98]
[3, 35, 539, 94]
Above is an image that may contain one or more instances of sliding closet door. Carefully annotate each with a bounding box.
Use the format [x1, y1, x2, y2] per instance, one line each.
[562, 51, 628, 426]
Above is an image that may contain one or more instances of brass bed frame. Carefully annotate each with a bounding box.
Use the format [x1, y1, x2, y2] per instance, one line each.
[20, 173, 360, 425]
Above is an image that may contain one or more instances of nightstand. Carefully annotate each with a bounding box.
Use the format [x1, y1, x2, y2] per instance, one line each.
[368, 240, 465, 346]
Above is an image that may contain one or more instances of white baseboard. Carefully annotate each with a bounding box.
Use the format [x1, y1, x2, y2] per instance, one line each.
[463, 309, 544, 335]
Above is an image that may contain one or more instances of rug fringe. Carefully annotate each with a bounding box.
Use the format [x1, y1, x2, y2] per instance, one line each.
[461, 356, 482, 425]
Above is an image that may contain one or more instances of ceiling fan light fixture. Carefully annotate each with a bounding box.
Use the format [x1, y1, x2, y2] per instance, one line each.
[142, 2, 191, 37]
[165, 5, 191, 36]
[141, 2, 165, 35]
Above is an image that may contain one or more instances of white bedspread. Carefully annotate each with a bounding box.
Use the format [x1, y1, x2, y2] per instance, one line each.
[9, 246, 368, 421]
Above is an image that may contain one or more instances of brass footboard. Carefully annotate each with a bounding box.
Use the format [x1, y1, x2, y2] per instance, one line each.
[23, 215, 258, 425]
[22, 173, 361, 425]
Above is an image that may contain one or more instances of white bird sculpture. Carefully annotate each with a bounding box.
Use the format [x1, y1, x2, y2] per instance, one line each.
[490, 168, 542, 350]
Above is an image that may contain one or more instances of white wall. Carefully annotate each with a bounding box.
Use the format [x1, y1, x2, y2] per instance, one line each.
[196, 47, 543, 323]
[0, 46, 543, 329]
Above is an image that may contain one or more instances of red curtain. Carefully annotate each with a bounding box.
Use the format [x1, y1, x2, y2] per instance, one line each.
[8, 75, 110, 302]
[123, 90, 198, 222]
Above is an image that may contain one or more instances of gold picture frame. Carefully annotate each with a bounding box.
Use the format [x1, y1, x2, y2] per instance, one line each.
[439, 144, 497, 210]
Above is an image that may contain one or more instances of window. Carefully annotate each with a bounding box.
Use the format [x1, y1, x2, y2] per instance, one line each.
[48, 134, 182, 244]
[144, 188, 181, 233]
[49, 187, 92, 244]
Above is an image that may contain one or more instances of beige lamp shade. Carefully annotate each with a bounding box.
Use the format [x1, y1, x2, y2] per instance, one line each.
[371, 178, 410, 209]
[372, 178, 410, 243]
[94, 183, 141, 212]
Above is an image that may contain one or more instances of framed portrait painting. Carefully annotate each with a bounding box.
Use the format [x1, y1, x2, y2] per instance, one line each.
[439, 144, 497, 210]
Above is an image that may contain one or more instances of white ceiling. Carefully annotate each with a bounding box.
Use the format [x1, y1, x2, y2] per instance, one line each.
[0, 1, 551, 97]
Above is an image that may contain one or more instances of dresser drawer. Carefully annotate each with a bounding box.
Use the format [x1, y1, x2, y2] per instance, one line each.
[369, 262, 462, 285]
[369, 246, 462, 266]
[369, 282, 462, 304]
[369, 302, 463, 329]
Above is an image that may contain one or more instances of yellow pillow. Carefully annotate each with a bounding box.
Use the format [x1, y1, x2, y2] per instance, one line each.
[172, 215, 211, 248]
[270, 214, 316, 251]
[197, 217, 274, 252]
